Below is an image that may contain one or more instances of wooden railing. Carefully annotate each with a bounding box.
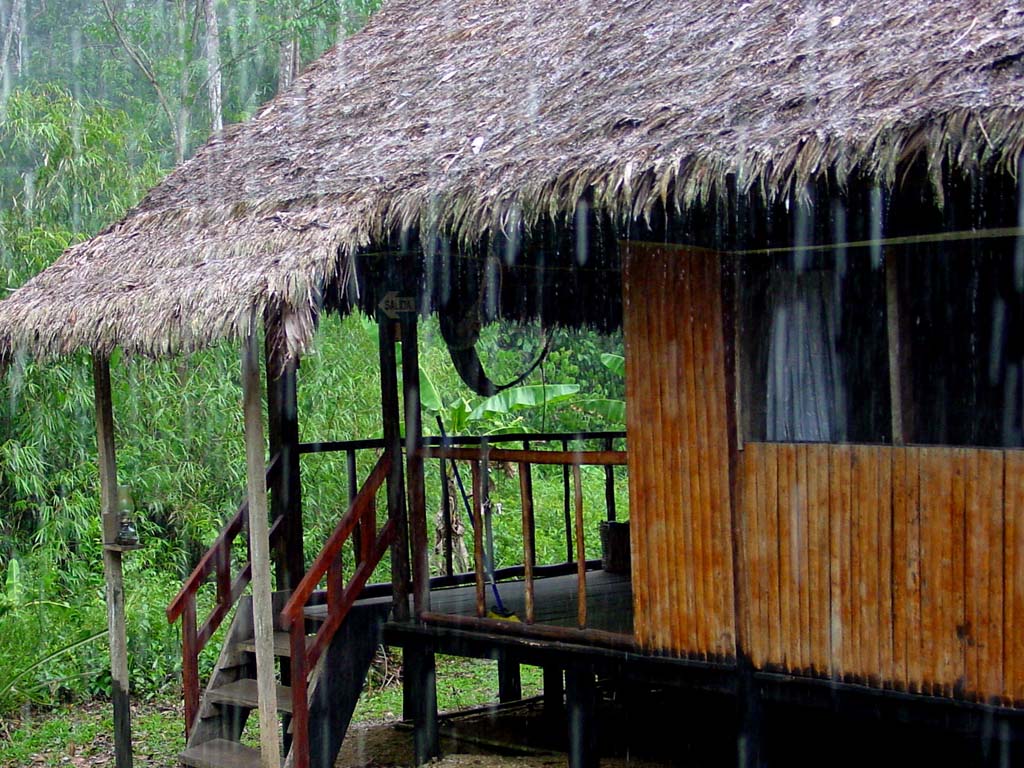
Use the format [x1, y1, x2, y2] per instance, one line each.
[280, 451, 395, 768]
[301, 431, 626, 586]
[418, 442, 627, 636]
[166, 455, 282, 736]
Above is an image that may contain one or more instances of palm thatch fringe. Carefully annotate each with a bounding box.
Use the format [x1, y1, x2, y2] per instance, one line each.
[1, 0, 1022, 361]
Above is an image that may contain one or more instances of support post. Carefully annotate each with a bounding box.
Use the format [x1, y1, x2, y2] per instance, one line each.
[266, 323, 303, 592]
[497, 654, 522, 703]
[379, 318, 410, 621]
[93, 355, 133, 768]
[242, 333, 282, 768]
[400, 315, 430, 616]
[405, 640, 439, 765]
[565, 664, 598, 768]
[543, 666, 564, 721]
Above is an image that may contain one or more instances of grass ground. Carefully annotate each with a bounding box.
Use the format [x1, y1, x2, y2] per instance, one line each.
[0, 655, 543, 767]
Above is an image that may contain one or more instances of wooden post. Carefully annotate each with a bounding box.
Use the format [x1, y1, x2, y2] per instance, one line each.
[92, 355, 133, 768]
[266, 327, 303, 592]
[400, 315, 430, 616]
[565, 664, 598, 768]
[405, 640, 439, 765]
[497, 654, 522, 703]
[379, 318, 410, 621]
[242, 333, 282, 768]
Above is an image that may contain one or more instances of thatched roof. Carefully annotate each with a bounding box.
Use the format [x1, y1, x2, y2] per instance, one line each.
[2, 0, 1023, 361]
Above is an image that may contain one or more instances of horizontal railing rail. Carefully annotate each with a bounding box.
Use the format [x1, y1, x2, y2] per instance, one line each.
[166, 454, 282, 737]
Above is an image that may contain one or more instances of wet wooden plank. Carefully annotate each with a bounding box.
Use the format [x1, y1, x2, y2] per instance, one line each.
[623, 252, 654, 650]
[763, 443, 782, 668]
[1006, 451, 1024, 704]
[852, 445, 878, 684]
[904, 448, 923, 694]
[980, 450, 1004, 702]
[877, 447, 893, 688]
[796, 443, 811, 673]
[741, 449, 764, 666]
[965, 449, 984, 700]
[828, 445, 845, 679]
[778, 443, 798, 671]
[682, 256, 711, 658]
[948, 449, 967, 699]
[808, 445, 830, 676]
[705, 254, 736, 657]
[663, 256, 688, 659]
[919, 447, 954, 696]
[891, 448, 909, 690]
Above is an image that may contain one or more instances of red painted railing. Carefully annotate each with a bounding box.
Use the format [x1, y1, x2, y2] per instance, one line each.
[281, 451, 395, 768]
[166, 455, 282, 736]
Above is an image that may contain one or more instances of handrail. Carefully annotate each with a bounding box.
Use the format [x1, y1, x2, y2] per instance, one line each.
[281, 452, 392, 624]
[419, 446, 628, 466]
[298, 430, 626, 455]
[281, 451, 395, 768]
[165, 454, 281, 737]
[166, 454, 281, 622]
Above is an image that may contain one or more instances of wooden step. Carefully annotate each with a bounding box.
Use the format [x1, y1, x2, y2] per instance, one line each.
[233, 630, 311, 657]
[179, 738, 259, 768]
[205, 678, 294, 714]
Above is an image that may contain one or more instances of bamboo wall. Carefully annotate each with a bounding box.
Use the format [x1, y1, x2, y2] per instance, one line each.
[738, 442, 1024, 705]
[623, 244, 736, 657]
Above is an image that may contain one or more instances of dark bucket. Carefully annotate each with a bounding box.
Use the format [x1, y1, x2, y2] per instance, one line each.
[599, 520, 631, 575]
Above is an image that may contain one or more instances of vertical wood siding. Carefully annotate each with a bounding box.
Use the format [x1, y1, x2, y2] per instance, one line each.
[624, 244, 735, 657]
[739, 442, 1024, 705]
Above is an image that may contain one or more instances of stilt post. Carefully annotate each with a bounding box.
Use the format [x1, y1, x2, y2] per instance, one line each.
[266, 320, 303, 592]
[93, 355, 133, 768]
[400, 314, 430, 616]
[242, 332, 282, 768]
[379, 317, 410, 621]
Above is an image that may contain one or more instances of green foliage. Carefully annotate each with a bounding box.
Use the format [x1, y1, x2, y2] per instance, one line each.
[0, 0, 631, 725]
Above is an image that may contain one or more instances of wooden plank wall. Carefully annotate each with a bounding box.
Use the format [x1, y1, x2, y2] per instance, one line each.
[623, 244, 736, 658]
[739, 442, 1024, 706]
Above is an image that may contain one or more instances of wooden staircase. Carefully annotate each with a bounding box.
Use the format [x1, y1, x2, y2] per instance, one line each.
[177, 593, 390, 768]
[168, 452, 396, 768]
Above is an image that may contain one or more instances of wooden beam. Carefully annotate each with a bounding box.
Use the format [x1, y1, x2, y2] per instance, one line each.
[400, 315, 430, 616]
[241, 333, 282, 768]
[565, 664, 598, 768]
[379, 318, 410, 621]
[266, 327, 303, 592]
[92, 355, 133, 768]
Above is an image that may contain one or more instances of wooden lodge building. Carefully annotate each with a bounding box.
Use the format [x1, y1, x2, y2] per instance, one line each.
[2, 1, 1024, 766]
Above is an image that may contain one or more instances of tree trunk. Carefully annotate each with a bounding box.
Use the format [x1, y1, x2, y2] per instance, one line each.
[204, 0, 223, 134]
